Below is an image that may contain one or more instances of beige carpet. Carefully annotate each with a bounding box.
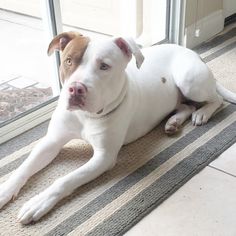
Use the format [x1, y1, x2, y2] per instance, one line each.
[0, 24, 236, 236]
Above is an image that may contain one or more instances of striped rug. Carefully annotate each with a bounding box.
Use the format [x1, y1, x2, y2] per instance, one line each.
[0, 25, 236, 236]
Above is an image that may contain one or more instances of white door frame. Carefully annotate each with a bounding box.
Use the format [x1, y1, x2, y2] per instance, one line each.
[169, 0, 186, 45]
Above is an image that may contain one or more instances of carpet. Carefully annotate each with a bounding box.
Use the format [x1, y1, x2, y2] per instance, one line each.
[0, 24, 236, 236]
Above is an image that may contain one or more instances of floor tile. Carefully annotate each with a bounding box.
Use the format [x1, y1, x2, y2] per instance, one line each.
[8, 77, 36, 89]
[0, 83, 10, 90]
[210, 142, 236, 176]
[0, 74, 19, 84]
[125, 167, 236, 236]
[34, 83, 50, 89]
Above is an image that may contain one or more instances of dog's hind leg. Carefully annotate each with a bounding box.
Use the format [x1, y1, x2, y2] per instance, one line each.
[191, 95, 223, 126]
[179, 73, 223, 126]
[175, 60, 223, 126]
[165, 104, 196, 134]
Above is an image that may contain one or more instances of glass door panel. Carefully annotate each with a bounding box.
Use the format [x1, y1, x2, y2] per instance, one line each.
[59, 0, 169, 45]
[0, 1, 60, 125]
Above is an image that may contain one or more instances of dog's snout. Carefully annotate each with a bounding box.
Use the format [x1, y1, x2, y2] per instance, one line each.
[68, 82, 87, 96]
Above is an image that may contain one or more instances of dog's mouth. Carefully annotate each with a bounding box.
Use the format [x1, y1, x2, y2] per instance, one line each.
[67, 96, 104, 114]
[67, 96, 85, 111]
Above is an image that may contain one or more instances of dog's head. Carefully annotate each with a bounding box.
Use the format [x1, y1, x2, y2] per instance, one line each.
[48, 31, 144, 114]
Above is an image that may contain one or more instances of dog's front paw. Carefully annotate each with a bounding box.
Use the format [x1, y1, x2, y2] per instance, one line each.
[18, 184, 63, 224]
[0, 179, 23, 210]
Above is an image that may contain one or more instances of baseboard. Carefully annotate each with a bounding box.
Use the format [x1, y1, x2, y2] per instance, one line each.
[184, 10, 224, 48]
[224, 13, 236, 26]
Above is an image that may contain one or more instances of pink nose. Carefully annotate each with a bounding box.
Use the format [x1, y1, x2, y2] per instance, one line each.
[68, 82, 87, 96]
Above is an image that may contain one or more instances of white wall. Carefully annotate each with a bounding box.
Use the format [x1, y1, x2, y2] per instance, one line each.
[184, 0, 224, 48]
[223, 0, 236, 18]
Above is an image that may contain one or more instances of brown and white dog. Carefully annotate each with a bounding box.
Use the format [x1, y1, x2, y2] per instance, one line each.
[0, 32, 236, 224]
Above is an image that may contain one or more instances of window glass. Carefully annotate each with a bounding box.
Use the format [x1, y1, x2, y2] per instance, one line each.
[0, 2, 59, 125]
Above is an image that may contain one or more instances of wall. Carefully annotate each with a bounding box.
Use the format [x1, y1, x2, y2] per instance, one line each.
[185, 0, 223, 27]
[223, 0, 236, 18]
[184, 0, 224, 48]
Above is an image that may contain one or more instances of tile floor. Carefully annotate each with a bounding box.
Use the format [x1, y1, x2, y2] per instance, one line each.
[125, 143, 236, 236]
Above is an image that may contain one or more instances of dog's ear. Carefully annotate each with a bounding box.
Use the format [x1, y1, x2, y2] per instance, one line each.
[114, 37, 144, 69]
[47, 31, 83, 56]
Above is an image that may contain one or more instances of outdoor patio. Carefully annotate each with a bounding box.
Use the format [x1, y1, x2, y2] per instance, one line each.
[0, 9, 53, 123]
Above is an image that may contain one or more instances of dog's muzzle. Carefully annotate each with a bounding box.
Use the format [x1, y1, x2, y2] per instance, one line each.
[67, 82, 87, 110]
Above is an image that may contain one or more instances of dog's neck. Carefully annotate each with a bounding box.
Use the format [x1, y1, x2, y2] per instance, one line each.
[86, 74, 128, 119]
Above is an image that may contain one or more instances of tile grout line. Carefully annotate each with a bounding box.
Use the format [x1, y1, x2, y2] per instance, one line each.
[208, 165, 236, 178]
[0, 76, 21, 87]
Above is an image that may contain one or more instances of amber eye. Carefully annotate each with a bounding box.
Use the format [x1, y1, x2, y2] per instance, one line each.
[100, 62, 110, 70]
[65, 58, 72, 66]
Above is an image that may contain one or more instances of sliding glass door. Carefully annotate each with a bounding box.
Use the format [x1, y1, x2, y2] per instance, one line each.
[0, 0, 184, 144]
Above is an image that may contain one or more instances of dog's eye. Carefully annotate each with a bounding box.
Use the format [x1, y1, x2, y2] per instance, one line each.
[100, 62, 110, 70]
[65, 58, 72, 66]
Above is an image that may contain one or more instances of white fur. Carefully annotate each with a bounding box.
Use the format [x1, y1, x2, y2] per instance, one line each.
[0, 38, 235, 224]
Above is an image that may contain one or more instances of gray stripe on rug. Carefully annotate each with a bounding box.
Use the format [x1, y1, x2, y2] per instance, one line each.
[88, 120, 236, 236]
[203, 41, 236, 63]
[45, 104, 236, 236]
[194, 27, 236, 54]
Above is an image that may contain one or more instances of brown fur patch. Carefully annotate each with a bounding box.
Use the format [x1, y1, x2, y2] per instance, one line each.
[47, 31, 83, 56]
[47, 32, 90, 84]
[60, 36, 90, 84]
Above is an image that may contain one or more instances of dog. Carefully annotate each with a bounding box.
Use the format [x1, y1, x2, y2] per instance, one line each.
[0, 32, 236, 224]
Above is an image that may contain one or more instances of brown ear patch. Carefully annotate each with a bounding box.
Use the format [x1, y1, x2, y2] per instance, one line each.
[47, 31, 83, 56]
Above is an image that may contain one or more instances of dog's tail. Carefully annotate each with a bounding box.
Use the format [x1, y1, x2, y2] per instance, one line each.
[216, 81, 236, 104]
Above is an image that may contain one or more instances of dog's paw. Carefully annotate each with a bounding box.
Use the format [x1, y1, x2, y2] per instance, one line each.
[18, 184, 63, 224]
[165, 116, 181, 134]
[0, 190, 13, 210]
[192, 110, 208, 126]
[0, 179, 23, 210]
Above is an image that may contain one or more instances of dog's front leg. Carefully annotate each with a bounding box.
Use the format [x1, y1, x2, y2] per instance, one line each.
[0, 131, 72, 210]
[17, 148, 117, 224]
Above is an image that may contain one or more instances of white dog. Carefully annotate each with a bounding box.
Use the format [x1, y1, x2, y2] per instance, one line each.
[0, 32, 236, 224]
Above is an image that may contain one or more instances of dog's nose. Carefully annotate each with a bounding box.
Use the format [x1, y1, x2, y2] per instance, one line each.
[68, 82, 87, 96]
